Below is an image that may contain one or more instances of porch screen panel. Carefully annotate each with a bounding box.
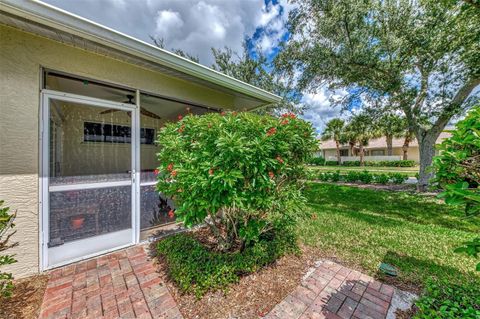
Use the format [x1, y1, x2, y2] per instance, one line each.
[48, 99, 133, 246]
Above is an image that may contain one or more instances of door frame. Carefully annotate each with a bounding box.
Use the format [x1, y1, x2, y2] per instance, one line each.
[39, 89, 141, 270]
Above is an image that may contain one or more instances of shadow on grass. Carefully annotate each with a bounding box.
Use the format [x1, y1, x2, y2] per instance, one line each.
[304, 183, 479, 232]
[376, 251, 480, 292]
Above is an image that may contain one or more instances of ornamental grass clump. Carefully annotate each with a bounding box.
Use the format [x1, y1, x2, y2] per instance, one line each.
[156, 111, 317, 252]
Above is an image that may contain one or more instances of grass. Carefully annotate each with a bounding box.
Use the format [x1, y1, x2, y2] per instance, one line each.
[299, 183, 480, 288]
[309, 165, 418, 176]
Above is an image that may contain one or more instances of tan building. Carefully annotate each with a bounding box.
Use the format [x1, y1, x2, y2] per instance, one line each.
[320, 132, 451, 163]
[0, 1, 280, 277]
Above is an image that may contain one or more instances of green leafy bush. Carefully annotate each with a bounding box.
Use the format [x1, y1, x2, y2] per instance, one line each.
[157, 229, 297, 297]
[433, 105, 480, 271]
[307, 156, 325, 166]
[344, 171, 360, 183]
[358, 170, 373, 184]
[325, 161, 339, 166]
[413, 279, 480, 319]
[0, 201, 17, 298]
[156, 112, 317, 251]
[390, 173, 408, 184]
[373, 173, 390, 184]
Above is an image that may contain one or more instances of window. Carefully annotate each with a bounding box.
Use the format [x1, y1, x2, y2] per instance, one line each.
[371, 150, 385, 156]
[339, 149, 349, 156]
[84, 122, 155, 145]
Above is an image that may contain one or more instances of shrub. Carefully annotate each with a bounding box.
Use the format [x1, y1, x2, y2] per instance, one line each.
[344, 171, 360, 183]
[413, 279, 480, 319]
[390, 173, 408, 184]
[325, 161, 339, 166]
[433, 105, 480, 271]
[157, 229, 297, 297]
[156, 112, 317, 252]
[358, 170, 373, 184]
[307, 156, 325, 166]
[0, 201, 17, 298]
[373, 173, 390, 184]
[329, 171, 341, 182]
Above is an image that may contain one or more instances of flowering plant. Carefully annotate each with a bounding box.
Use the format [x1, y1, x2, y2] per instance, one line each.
[156, 111, 317, 251]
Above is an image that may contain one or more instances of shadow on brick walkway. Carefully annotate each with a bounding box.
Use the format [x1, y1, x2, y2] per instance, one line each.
[264, 260, 395, 319]
[39, 245, 182, 319]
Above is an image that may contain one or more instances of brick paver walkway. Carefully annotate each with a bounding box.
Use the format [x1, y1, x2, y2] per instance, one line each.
[39, 245, 183, 319]
[264, 260, 395, 319]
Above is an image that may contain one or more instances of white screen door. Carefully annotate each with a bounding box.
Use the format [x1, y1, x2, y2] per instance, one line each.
[41, 91, 138, 269]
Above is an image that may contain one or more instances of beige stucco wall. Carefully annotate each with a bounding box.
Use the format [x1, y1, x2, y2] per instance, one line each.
[321, 147, 420, 162]
[0, 24, 240, 277]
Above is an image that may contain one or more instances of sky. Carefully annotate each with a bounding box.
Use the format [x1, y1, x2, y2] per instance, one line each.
[42, 0, 345, 134]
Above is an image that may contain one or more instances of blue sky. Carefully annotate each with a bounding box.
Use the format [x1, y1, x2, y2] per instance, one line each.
[42, 0, 346, 133]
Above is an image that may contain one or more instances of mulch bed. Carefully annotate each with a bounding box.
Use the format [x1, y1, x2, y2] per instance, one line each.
[0, 275, 48, 319]
[150, 227, 323, 319]
[151, 227, 423, 319]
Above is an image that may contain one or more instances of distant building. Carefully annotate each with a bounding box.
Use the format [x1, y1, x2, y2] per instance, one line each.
[319, 132, 451, 163]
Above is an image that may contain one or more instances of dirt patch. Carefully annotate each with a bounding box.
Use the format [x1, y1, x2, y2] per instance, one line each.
[0, 275, 48, 319]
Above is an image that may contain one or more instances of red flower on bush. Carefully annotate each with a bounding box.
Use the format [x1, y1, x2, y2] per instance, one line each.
[171, 170, 178, 177]
[168, 209, 175, 219]
[266, 127, 277, 136]
[281, 119, 289, 125]
[221, 111, 226, 116]
[178, 115, 183, 120]
[178, 124, 185, 133]
[269, 171, 275, 179]
[276, 156, 284, 164]
[281, 112, 297, 119]
[209, 168, 214, 176]
[154, 169, 160, 175]
[167, 163, 174, 172]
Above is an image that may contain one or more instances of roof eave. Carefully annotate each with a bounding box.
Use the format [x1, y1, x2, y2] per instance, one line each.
[0, 0, 282, 104]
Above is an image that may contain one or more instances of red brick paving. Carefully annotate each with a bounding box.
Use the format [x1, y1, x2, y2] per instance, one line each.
[39, 245, 183, 319]
[264, 260, 395, 319]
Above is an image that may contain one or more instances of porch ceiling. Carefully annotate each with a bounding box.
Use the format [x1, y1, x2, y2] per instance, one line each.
[0, 0, 281, 110]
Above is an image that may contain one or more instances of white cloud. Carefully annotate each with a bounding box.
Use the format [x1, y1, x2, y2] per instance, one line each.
[300, 88, 352, 134]
[155, 10, 184, 41]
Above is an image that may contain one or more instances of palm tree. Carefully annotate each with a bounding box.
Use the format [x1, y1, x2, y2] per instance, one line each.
[347, 114, 379, 166]
[401, 128, 415, 160]
[321, 118, 345, 164]
[376, 114, 407, 156]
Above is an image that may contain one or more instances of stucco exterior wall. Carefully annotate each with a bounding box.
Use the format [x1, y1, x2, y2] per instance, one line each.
[321, 147, 420, 162]
[0, 24, 239, 277]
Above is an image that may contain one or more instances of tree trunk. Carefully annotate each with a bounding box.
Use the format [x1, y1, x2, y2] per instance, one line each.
[359, 144, 365, 166]
[349, 142, 355, 156]
[417, 131, 439, 192]
[335, 140, 341, 164]
[402, 136, 411, 160]
[386, 135, 393, 156]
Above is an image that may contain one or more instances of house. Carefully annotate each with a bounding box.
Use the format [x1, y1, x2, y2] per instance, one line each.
[319, 132, 451, 163]
[0, 1, 280, 277]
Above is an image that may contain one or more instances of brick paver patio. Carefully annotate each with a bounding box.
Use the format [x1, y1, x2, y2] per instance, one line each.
[39, 245, 183, 319]
[264, 260, 395, 319]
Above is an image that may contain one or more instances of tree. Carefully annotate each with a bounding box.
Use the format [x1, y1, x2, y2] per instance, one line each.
[375, 114, 406, 156]
[401, 128, 415, 161]
[277, 0, 480, 191]
[321, 118, 345, 164]
[345, 113, 378, 166]
[210, 45, 300, 113]
[151, 37, 301, 113]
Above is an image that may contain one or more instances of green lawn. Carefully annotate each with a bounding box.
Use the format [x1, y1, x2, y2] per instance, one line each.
[299, 183, 479, 288]
[309, 165, 419, 176]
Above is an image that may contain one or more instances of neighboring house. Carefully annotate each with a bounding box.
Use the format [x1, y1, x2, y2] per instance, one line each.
[0, 1, 280, 277]
[320, 132, 451, 163]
